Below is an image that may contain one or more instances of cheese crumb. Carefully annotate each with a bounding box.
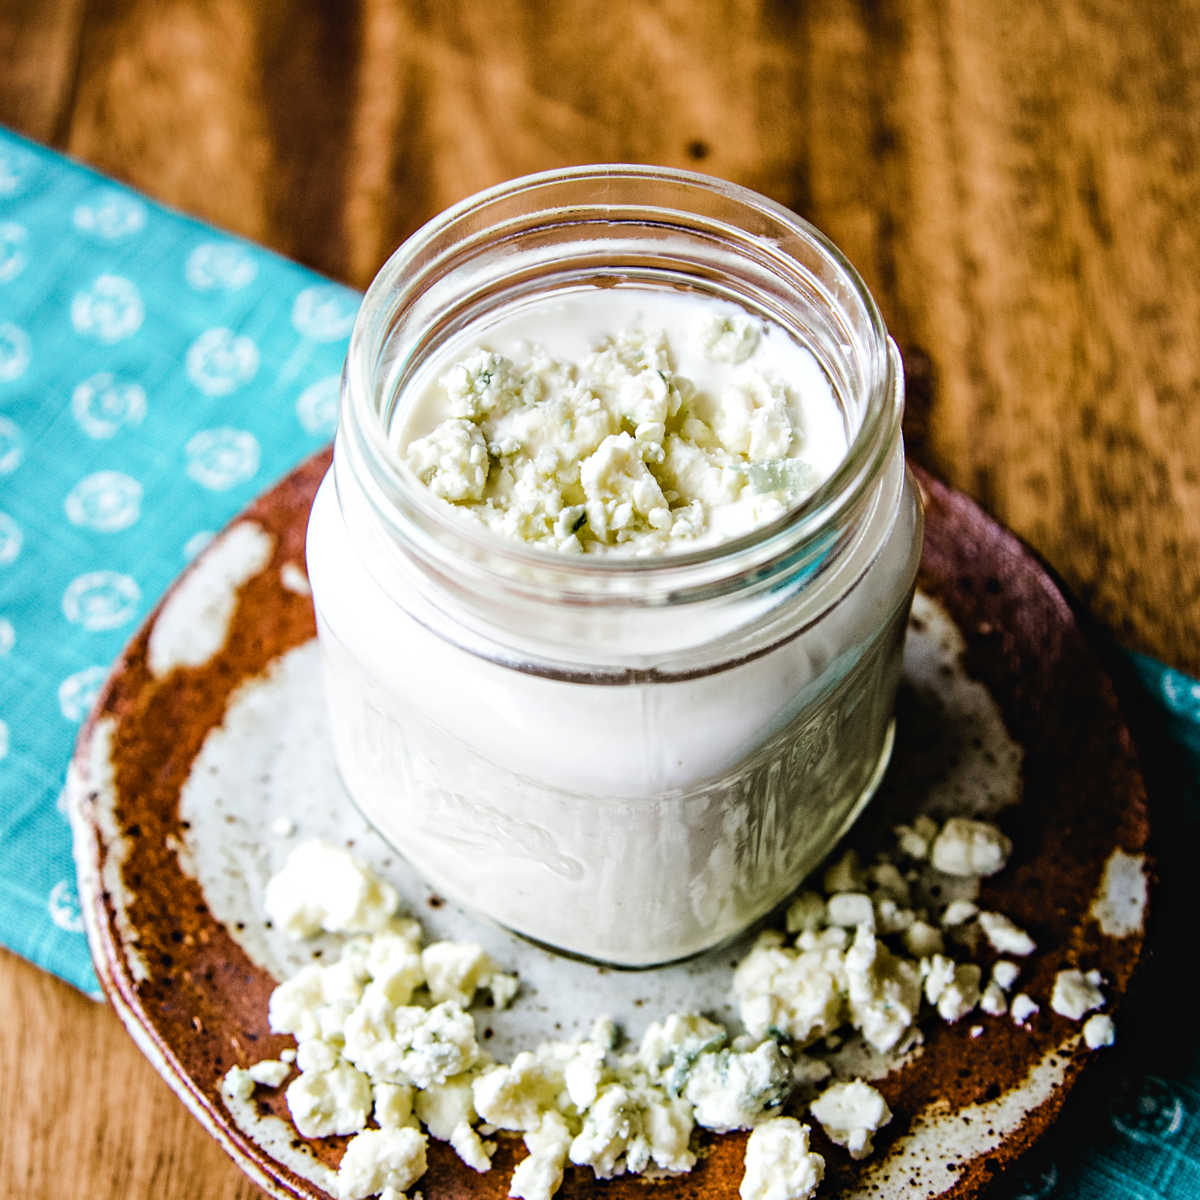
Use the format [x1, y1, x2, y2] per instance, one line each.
[740, 1118, 825, 1200]
[734, 934, 844, 1047]
[1011, 994, 1040, 1026]
[703, 313, 762, 363]
[979, 981, 1008, 1017]
[337, 1127, 428, 1200]
[247, 1058, 291, 1088]
[568, 1083, 652, 1177]
[991, 960, 1020, 991]
[1083, 1013, 1116, 1049]
[1050, 968, 1106, 1021]
[264, 840, 399, 938]
[374, 1082, 418, 1130]
[930, 818, 1012, 877]
[922, 958, 982, 1023]
[286, 1062, 373, 1137]
[894, 816, 939, 860]
[405, 419, 490, 502]
[343, 998, 478, 1089]
[825, 892, 875, 929]
[902, 920, 944, 958]
[224, 1065, 255, 1102]
[940, 899, 978, 927]
[421, 941, 506, 1008]
[510, 1112, 573, 1200]
[844, 926, 922, 1053]
[809, 1079, 892, 1160]
[977, 911, 1036, 956]
[683, 1042, 791, 1132]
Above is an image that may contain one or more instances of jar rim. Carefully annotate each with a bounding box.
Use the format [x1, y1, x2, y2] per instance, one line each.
[340, 164, 902, 608]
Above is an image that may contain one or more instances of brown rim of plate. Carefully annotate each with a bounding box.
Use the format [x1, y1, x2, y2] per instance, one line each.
[67, 452, 1150, 1200]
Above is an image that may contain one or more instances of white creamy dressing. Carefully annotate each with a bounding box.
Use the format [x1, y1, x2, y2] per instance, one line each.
[394, 288, 848, 554]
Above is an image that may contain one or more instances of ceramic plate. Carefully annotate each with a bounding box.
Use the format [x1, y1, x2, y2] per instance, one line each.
[68, 454, 1150, 1200]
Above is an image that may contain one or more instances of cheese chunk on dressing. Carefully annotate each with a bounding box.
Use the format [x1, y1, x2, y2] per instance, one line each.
[395, 289, 847, 555]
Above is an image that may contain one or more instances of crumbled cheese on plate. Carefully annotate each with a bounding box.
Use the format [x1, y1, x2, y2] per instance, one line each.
[1050, 968, 1106, 1021]
[740, 1117, 825, 1200]
[226, 814, 1115, 1200]
[809, 1079, 891, 1159]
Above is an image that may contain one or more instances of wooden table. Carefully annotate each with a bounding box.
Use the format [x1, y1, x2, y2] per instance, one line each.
[1, 2, 1197, 1196]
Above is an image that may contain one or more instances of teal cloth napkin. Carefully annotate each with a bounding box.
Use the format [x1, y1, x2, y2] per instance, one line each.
[1, 124, 1196, 1197]
[0, 125, 355, 994]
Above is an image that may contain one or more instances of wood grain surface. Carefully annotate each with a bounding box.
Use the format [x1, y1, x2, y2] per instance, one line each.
[0, 1, 1197, 1197]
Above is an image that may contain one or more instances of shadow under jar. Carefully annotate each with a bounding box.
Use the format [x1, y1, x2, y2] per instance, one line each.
[306, 165, 923, 968]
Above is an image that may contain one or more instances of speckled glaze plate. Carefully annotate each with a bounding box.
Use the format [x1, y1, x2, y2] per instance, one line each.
[68, 452, 1150, 1200]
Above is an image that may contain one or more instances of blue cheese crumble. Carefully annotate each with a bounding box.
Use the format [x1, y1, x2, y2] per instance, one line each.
[226, 817, 1114, 1200]
[264, 839, 400, 938]
[809, 1079, 892, 1160]
[337, 1127, 427, 1200]
[740, 1117, 825, 1200]
[397, 291, 847, 554]
[1050, 968, 1106, 1021]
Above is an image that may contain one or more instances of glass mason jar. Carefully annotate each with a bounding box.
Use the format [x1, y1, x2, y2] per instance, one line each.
[306, 165, 923, 968]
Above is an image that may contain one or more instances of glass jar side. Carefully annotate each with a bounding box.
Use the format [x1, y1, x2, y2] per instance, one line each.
[308, 453, 921, 966]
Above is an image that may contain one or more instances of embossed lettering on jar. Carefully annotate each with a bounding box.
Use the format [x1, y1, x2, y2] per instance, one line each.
[306, 166, 923, 967]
